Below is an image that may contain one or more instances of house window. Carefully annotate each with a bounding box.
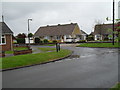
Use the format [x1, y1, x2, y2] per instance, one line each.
[66, 35, 71, 39]
[0, 35, 6, 44]
[57, 36, 60, 40]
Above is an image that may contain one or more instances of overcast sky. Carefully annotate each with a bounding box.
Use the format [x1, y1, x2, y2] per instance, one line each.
[1, 0, 120, 35]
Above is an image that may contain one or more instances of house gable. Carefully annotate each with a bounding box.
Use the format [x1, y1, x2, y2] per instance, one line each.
[0, 22, 13, 35]
[72, 24, 81, 36]
[0, 22, 13, 51]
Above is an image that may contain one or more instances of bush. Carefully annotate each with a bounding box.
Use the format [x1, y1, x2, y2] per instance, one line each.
[43, 39, 49, 43]
[16, 38, 25, 44]
[52, 40, 57, 43]
[104, 37, 109, 41]
[86, 36, 94, 41]
[76, 40, 86, 43]
[35, 38, 40, 44]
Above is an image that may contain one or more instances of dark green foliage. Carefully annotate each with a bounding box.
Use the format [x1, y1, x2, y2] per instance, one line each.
[104, 37, 109, 41]
[52, 40, 57, 43]
[35, 38, 40, 44]
[28, 33, 33, 37]
[86, 35, 94, 41]
[76, 40, 86, 43]
[43, 39, 49, 43]
[16, 38, 25, 44]
[17, 33, 26, 38]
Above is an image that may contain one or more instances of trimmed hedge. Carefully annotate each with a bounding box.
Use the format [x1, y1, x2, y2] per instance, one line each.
[16, 38, 25, 44]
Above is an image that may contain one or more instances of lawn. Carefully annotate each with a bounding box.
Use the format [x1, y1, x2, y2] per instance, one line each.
[40, 44, 55, 46]
[14, 47, 28, 51]
[5, 47, 29, 54]
[1, 48, 72, 69]
[110, 83, 120, 90]
[38, 47, 56, 52]
[77, 43, 119, 48]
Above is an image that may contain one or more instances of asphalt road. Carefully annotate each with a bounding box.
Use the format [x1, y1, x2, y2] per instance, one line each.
[2, 45, 119, 88]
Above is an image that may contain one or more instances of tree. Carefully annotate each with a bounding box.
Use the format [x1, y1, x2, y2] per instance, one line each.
[16, 33, 26, 38]
[28, 33, 33, 38]
[16, 33, 26, 44]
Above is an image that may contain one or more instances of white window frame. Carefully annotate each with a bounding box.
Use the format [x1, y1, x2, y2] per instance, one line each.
[0, 35, 6, 45]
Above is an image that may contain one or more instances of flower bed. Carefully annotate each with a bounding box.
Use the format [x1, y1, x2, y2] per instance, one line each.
[14, 49, 32, 55]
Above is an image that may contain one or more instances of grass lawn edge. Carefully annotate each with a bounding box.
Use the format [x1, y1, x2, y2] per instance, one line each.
[76, 46, 119, 49]
[76, 43, 120, 48]
[1, 50, 73, 71]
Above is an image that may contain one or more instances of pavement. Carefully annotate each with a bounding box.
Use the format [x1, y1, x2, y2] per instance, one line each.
[2, 44, 119, 88]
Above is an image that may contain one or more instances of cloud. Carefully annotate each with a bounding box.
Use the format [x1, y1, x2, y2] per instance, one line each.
[2, 1, 116, 35]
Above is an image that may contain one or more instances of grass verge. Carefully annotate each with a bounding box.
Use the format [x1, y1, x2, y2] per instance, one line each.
[38, 47, 56, 52]
[1, 49, 71, 69]
[110, 83, 120, 90]
[5, 47, 29, 54]
[77, 43, 119, 48]
[40, 44, 55, 46]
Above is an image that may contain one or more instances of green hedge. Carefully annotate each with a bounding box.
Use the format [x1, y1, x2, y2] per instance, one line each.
[16, 38, 25, 44]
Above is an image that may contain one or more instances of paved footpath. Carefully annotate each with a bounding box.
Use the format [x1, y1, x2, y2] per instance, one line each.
[2, 45, 119, 88]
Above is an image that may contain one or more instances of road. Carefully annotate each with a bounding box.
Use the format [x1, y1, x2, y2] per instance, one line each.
[2, 45, 119, 88]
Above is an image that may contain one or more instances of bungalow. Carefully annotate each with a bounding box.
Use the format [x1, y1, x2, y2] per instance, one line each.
[80, 30, 87, 40]
[94, 24, 117, 40]
[0, 22, 13, 51]
[34, 23, 85, 42]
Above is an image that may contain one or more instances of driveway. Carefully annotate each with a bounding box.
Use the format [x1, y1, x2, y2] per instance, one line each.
[2, 44, 118, 88]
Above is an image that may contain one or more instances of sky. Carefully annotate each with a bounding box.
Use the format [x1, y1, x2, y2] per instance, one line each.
[1, 0, 120, 36]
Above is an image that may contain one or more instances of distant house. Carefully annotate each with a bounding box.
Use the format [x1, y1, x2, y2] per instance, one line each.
[80, 30, 87, 40]
[93, 24, 117, 40]
[25, 37, 34, 44]
[34, 23, 85, 42]
[0, 22, 13, 51]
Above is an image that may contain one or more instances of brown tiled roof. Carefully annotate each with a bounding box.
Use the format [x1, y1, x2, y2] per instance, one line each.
[94, 24, 117, 35]
[81, 30, 87, 35]
[34, 23, 79, 36]
[0, 22, 13, 34]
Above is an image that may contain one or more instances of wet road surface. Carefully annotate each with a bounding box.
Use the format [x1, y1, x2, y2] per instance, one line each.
[2, 45, 118, 88]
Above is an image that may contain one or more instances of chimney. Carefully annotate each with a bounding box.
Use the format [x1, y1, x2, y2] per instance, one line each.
[2, 15, 4, 22]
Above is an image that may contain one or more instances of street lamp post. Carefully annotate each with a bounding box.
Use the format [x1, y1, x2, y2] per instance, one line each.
[28, 19, 32, 46]
[113, 0, 115, 45]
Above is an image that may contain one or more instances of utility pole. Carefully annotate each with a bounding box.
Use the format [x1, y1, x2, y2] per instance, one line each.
[113, 0, 115, 45]
[28, 19, 32, 46]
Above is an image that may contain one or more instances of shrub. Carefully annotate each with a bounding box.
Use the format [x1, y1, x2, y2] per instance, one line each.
[43, 39, 49, 43]
[52, 40, 57, 43]
[28, 33, 33, 37]
[76, 40, 86, 43]
[35, 38, 40, 44]
[104, 37, 109, 41]
[86, 36, 94, 41]
[16, 38, 25, 44]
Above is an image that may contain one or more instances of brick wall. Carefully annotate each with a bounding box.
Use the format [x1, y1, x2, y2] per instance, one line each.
[0, 34, 13, 51]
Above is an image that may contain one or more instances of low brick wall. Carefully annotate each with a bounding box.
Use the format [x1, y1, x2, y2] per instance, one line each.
[14, 49, 32, 55]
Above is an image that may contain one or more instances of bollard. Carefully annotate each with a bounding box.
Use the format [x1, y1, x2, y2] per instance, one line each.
[58, 43, 60, 51]
[56, 43, 58, 52]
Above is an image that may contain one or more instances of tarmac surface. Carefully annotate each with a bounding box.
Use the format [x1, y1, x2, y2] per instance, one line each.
[2, 44, 119, 88]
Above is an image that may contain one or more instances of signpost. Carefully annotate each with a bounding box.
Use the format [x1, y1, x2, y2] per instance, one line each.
[56, 43, 60, 52]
